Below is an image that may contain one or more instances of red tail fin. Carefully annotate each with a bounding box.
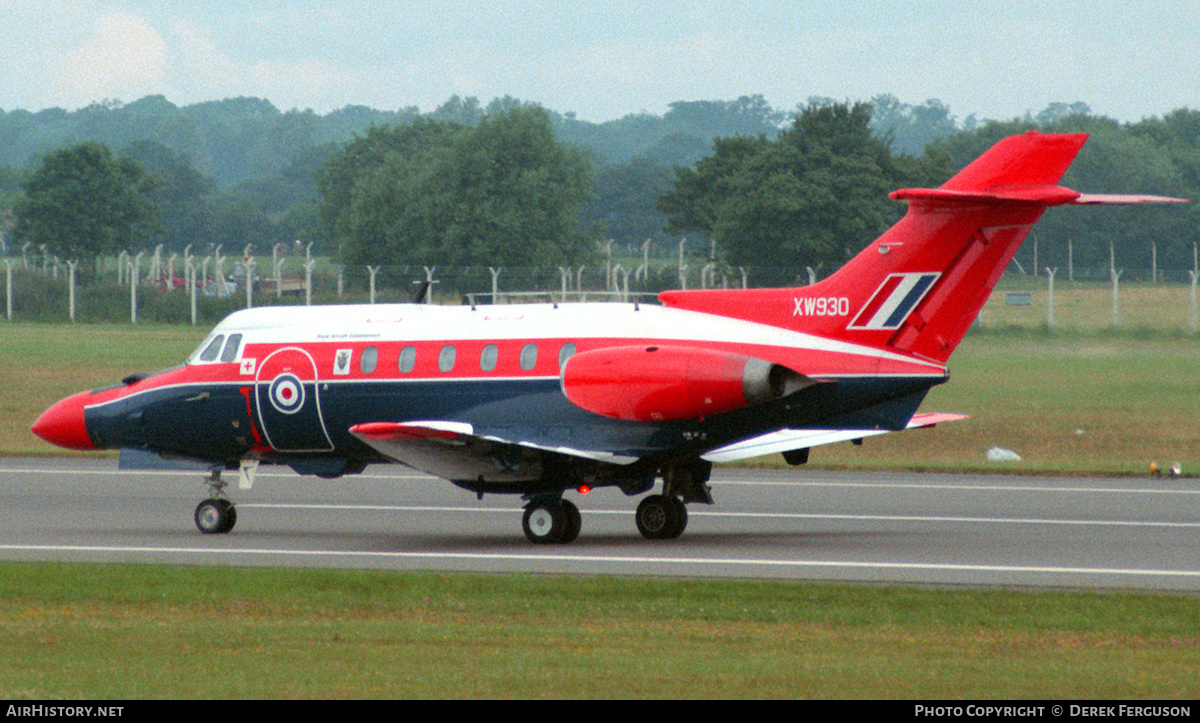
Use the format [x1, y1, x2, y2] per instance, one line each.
[661, 131, 1132, 363]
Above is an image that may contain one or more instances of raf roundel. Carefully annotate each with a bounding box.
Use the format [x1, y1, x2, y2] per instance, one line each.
[268, 373, 306, 415]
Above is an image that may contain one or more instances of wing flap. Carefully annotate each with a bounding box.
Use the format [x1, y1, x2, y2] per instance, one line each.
[348, 420, 639, 483]
[701, 412, 968, 463]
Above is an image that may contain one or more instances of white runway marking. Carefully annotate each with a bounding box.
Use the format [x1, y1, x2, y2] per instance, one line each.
[240, 502, 1200, 530]
[1, 542, 1197, 581]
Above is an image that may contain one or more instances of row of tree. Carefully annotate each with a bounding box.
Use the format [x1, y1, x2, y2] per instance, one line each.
[4, 94, 1200, 283]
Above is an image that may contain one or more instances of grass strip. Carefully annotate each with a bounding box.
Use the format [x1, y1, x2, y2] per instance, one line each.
[1, 561, 1197, 699]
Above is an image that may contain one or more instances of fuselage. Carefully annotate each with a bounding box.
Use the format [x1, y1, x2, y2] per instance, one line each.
[36, 300, 948, 488]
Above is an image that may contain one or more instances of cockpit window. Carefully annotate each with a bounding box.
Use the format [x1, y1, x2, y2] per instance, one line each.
[219, 334, 243, 363]
[197, 335, 225, 363]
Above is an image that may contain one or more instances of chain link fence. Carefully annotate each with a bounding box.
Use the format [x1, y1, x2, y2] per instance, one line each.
[5, 246, 1200, 334]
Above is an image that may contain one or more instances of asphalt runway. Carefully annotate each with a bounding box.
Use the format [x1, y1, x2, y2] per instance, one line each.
[1, 457, 1198, 592]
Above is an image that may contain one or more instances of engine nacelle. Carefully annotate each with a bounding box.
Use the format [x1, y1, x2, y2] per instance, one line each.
[560, 344, 809, 422]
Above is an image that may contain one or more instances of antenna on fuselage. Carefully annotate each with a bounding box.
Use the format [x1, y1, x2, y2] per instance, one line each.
[411, 281, 431, 304]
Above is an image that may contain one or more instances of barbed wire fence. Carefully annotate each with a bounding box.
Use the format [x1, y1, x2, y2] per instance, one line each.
[4, 239, 1200, 333]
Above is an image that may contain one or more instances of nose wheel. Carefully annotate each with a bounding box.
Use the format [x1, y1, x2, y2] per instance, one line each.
[195, 468, 237, 534]
[195, 498, 237, 534]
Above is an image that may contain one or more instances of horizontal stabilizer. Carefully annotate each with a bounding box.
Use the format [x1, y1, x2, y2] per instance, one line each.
[701, 412, 968, 463]
[1071, 193, 1191, 205]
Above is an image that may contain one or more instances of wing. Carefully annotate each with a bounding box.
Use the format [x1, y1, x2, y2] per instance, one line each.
[700, 412, 968, 463]
[349, 420, 639, 483]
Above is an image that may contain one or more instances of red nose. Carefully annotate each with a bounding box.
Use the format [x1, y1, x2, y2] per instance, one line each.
[32, 391, 95, 451]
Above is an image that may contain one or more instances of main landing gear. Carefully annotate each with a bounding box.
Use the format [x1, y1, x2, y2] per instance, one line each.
[522, 498, 582, 544]
[521, 493, 689, 543]
[194, 468, 238, 534]
[520, 461, 710, 544]
[635, 494, 688, 540]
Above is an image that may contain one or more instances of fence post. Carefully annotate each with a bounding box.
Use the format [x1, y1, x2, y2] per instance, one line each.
[1189, 270, 1198, 334]
[4, 255, 12, 317]
[243, 258, 256, 309]
[635, 240, 650, 282]
[275, 257, 285, 298]
[367, 265, 379, 304]
[559, 266, 572, 299]
[1110, 268, 1123, 327]
[604, 239, 613, 290]
[1109, 242, 1122, 326]
[214, 250, 226, 297]
[130, 252, 142, 324]
[305, 260, 315, 306]
[67, 260, 78, 322]
[187, 257, 197, 326]
[489, 267, 501, 302]
[1045, 267, 1057, 328]
[677, 238, 687, 290]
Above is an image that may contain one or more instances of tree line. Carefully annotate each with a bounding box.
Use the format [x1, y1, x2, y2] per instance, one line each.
[3, 93, 1199, 284]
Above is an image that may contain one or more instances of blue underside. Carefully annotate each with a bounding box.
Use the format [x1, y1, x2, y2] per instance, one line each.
[88, 374, 943, 481]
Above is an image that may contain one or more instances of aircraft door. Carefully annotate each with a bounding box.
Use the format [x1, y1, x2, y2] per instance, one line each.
[255, 347, 335, 452]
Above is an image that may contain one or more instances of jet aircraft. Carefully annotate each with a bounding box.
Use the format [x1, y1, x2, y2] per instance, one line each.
[32, 132, 1186, 543]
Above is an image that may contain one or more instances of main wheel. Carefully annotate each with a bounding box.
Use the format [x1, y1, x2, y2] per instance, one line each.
[195, 498, 236, 534]
[636, 495, 686, 540]
[559, 499, 582, 544]
[522, 501, 566, 544]
[666, 496, 687, 539]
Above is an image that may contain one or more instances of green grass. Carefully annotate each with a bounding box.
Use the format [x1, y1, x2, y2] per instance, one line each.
[1, 562, 1197, 699]
[814, 331, 1200, 475]
[0, 323, 205, 455]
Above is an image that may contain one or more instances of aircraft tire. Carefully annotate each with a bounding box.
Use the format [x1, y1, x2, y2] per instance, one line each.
[522, 501, 566, 544]
[636, 495, 685, 540]
[195, 499, 236, 534]
[667, 497, 687, 539]
[559, 500, 581, 544]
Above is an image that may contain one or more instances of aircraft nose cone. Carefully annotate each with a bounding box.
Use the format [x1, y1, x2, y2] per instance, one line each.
[32, 391, 95, 451]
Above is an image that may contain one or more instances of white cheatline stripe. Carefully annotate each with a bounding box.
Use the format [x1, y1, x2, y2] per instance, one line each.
[0, 543, 1197, 580]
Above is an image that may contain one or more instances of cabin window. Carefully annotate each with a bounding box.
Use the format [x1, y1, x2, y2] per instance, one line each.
[558, 342, 577, 370]
[480, 344, 499, 372]
[198, 335, 225, 363]
[360, 346, 378, 374]
[219, 334, 243, 363]
[519, 343, 538, 371]
[438, 344, 457, 372]
[398, 345, 417, 373]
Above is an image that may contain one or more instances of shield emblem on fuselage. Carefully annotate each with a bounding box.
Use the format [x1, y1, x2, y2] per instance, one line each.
[255, 347, 334, 452]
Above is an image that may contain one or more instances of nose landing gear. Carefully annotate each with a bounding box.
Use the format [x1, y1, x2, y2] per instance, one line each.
[194, 467, 237, 534]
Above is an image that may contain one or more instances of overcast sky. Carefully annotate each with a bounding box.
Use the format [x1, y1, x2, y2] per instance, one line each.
[4, 0, 1197, 124]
